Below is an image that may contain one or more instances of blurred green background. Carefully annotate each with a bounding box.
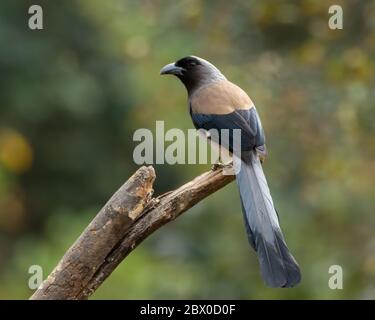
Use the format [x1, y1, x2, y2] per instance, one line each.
[0, 0, 374, 299]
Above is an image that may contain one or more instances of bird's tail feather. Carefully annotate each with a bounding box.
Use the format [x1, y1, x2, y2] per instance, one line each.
[235, 150, 301, 288]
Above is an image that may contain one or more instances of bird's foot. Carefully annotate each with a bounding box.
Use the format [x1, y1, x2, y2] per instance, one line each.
[211, 160, 233, 171]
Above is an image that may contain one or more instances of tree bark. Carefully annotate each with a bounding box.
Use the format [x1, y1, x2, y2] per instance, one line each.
[30, 165, 235, 300]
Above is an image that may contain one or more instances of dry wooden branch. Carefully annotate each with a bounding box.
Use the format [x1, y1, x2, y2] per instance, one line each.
[30, 165, 235, 300]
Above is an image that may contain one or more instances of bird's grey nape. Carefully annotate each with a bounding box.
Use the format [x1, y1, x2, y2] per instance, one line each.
[192, 56, 226, 84]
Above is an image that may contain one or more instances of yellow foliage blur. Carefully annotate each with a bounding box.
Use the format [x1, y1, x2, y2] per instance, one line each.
[0, 128, 33, 174]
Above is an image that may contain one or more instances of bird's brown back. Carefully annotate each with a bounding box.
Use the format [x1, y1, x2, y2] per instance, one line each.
[190, 80, 254, 115]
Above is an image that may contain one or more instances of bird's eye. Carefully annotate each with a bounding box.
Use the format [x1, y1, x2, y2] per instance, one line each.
[189, 62, 197, 67]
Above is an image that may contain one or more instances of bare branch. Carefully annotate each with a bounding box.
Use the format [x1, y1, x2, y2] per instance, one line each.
[30, 165, 235, 300]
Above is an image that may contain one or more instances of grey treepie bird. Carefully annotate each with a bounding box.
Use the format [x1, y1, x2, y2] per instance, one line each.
[160, 56, 301, 288]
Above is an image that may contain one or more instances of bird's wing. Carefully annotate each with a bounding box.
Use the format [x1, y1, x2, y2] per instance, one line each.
[190, 106, 265, 154]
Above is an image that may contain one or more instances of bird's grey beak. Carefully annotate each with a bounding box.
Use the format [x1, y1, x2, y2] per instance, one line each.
[160, 62, 185, 76]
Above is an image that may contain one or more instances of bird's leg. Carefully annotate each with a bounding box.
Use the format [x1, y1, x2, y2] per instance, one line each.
[211, 156, 223, 171]
[211, 145, 233, 170]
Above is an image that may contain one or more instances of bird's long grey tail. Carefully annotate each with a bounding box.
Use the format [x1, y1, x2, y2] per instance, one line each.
[235, 150, 301, 288]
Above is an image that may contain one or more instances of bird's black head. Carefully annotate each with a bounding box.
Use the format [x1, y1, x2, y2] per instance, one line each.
[160, 56, 225, 94]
